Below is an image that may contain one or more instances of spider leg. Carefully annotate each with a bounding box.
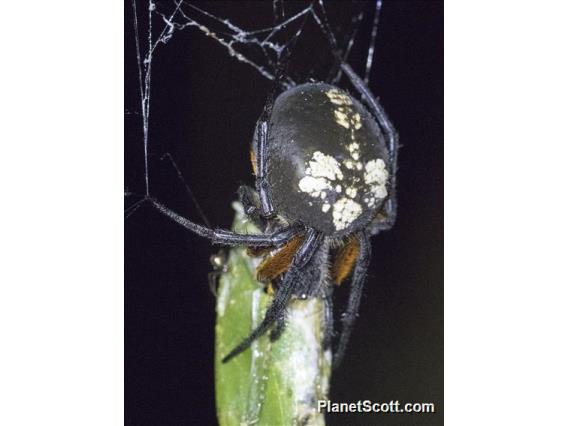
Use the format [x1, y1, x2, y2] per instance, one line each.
[222, 229, 323, 363]
[369, 200, 396, 235]
[332, 237, 360, 285]
[269, 313, 287, 342]
[237, 184, 266, 230]
[254, 108, 276, 218]
[322, 285, 334, 350]
[334, 230, 372, 368]
[295, 228, 323, 267]
[253, 60, 291, 218]
[151, 199, 298, 247]
[340, 62, 399, 230]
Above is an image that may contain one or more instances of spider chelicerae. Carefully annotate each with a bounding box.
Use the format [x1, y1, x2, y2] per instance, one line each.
[151, 61, 398, 366]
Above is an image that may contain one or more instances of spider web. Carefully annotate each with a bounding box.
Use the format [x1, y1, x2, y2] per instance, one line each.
[125, 0, 384, 219]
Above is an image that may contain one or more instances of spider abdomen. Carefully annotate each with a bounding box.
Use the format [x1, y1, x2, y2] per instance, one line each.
[266, 83, 391, 236]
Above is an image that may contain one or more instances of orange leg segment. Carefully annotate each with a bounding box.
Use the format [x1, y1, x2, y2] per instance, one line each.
[256, 235, 305, 283]
[332, 237, 360, 285]
[250, 147, 257, 176]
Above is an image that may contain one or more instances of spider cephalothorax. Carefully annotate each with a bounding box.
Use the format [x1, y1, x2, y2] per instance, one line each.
[152, 62, 398, 366]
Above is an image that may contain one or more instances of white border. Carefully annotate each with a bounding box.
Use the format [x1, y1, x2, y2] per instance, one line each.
[0, 1, 123, 424]
[1, 0, 568, 424]
[446, 1, 568, 424]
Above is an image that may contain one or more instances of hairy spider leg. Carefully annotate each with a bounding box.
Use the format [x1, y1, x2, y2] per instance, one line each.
[265, 231, 329, 348]
[151, 199, 298, 247]
[253, 57, 294, 218]
[269, 314, 287, 342]
[334, 230, 372, 368]
[222, 229, 323, 363]
[295, 228, 323, 268]
[322, 285, 334, 350]
[340, 62, 399, 232]
[254, 104, 276, 218]
[332, 237, 361, 285]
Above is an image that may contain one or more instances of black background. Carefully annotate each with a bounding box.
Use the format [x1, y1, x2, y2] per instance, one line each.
[125, 1, 443, 425]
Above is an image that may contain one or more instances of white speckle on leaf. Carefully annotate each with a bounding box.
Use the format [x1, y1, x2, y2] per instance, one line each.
[217, 276, 230, 316]
[322, 203, 331, 213]
[335, 185, 342, 193]
[285, 299, 323, 405]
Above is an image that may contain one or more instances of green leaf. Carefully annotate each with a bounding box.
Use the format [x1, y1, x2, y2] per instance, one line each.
[215, 202, 331, 426]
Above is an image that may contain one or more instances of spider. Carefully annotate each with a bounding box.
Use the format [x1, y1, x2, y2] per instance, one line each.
[151, 61, 398, 366]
